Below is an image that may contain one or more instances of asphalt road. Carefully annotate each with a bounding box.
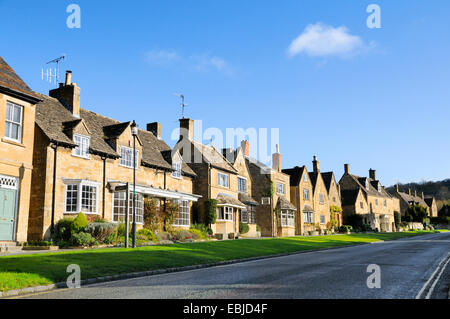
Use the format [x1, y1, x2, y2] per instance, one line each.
[20, 232, 450, 299]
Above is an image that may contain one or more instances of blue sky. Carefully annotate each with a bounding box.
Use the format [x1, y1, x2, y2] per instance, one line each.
[1, 0, 449, 186]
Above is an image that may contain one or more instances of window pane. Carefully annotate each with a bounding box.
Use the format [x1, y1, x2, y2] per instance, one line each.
[13, 105, 21, 123]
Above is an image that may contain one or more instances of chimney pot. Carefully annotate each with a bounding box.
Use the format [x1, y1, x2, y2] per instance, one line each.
[241, 140, 250, 157]
[147, 122, 161, 139]
[65, 70, 72, 85]
[272, 145, 281, 172]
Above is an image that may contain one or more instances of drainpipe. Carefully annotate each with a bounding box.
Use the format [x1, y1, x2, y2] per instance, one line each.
[50, 142, 58, 236]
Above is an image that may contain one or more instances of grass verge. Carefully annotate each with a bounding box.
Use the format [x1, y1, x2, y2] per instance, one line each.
[0, 230, 443, 292]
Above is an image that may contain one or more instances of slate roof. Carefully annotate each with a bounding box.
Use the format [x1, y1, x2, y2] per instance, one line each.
[321, 172, 335, 192]
[308, 172, 320, 192]
[0, 56, 40, 102]
[34, 92, 195, 176]
[341, 189, 361, 206]
[282, 166, 307, 186]
[238, 192, 259, 206]
[276, 196, 297, 211]
[340, 173, 392, 200]
[190, 141, 238, 174]
[216, 194, 246, 208]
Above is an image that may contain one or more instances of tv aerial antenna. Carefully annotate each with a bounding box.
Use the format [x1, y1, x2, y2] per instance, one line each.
[42, 55, 66, 88]
[174, 93, 188, 119]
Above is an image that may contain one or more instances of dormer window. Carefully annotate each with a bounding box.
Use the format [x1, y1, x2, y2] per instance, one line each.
[120, 146, 139, 169]
[378, 184, 382, 192]
[172, 162, 182, 179]
[303, 174, 308, 182]
[365, 179, 370, 190]
[73, 134, 90, 159]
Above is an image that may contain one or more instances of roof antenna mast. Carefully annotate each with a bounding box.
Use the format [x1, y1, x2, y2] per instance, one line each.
[42, 55, 66, 88]
[174, 93, 188, 119]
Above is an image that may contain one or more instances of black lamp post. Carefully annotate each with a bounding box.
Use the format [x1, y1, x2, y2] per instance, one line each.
[131, 120, 138, 248]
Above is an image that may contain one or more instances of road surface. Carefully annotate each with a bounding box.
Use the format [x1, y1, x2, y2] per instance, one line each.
[19, 232, 450, 299]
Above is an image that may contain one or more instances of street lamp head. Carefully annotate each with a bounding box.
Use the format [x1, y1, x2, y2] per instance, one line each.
[131, 120, 138, 136]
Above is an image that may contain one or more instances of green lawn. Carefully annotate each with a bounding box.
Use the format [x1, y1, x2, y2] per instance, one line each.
[0, 230, 441, 292]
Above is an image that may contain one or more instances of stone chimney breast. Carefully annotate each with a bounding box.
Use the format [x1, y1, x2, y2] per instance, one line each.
[49, 70, 80, 118]
[147, 122, 161, 139]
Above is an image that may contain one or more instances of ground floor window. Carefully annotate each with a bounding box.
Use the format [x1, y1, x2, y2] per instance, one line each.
[217, 206, 233, 221]
[281, 209, 295, 227]
[320, 215, 325, 225]
[303, 211, 314, 224]
[174, 200, 190, 227]
[65, 180, 99, 214]
[112, 192, 144, 224]
[240, 205, 256, 224]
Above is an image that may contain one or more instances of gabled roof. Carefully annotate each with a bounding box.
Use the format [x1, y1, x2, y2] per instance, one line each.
[0, 56, 40, 103]
[216, 194, 246, 208]
[424, 197, 435, 207]
[394, 190, 429, 208]
[282, 166, 307, 186]
[340, 173, 391, 199]
[238, 192, 259, 206]
[321, 172, 335, 193]
[341, 189, 362, 206]
[35, 92, 195, 176]
[190, 141, 238, 174]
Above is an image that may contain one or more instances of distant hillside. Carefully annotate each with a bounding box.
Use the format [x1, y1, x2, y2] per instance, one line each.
[386, 179, 450, 209]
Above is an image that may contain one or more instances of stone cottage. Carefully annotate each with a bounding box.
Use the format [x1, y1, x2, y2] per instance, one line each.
[391, 185, 437, 217]
[28, 71, 200, 240]
[0, 56, 41, 244]
[339, 164, 396, 232]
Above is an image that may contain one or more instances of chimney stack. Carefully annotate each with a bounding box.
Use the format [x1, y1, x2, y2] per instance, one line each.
[147, 122, 161, 139]
[369, 169, 377, 180]
[395, 184, 399, 192]
[421, 192, 425, 199]
[414, 190, 417, 198]
[408, 189, 411, 196]
[313, 156, 320, 173]
[49, 70, 80, 118]
[344, 164, 350, 174]
[179, 118, 193, 141]
[241, 140, 250, 157]
[272, 144, 281, 172]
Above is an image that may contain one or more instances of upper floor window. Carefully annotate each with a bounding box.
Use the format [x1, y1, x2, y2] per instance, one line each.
[172, 162, 182, 179]
[375, 199, 378, 206]
[218, 172, 229, 187]
[360, 202, 364, 209]
[4, 102, 23, 142]
[303, 189, 310, 200]
[238, 177, 247, 193]
[365, 179, 370, 190]
[319, 193, 325, 204]
[276, 183, 285, 195]
[73, 134, 90, 158]
[303, 174, 308, 182]
[120, 146, 139, 169]
[384, 200, 387, 207]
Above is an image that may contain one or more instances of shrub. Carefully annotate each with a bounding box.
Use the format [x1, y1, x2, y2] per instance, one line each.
[404, 205, 428, 223]
[70, 232, 97, 247]
[137, 228, 157, 242]
[172, 229, 193, 241]
[361, 224, 373, 232]
[256, 225, 261, 232]
[53, 217, 75, 242]
[339, 225, 353, 233]
[394, 211, 401, 228]
[103, 233, 117, 244]
[155, 231, 172, 241]
[188, 229, 207, 240]
[72, 212, 89, 233]
[24, 240, 52, 247]
[204, 199, 218, 226]
[85, 222, 118, 243]
[239, 222, 250, 234]
[191, 223, 213, 235]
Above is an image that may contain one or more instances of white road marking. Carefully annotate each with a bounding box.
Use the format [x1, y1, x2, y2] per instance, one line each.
[416, 252, 450, 299]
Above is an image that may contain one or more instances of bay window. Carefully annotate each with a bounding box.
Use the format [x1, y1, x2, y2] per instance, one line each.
[281, 209, 295, 227]
[65, 180, 99, 214]
[217, 206, 233, 221]
[174, 200, 190, 227]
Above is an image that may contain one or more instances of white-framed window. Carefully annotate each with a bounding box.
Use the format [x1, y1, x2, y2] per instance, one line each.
[319, 193, 325, 204]
[304, 212, 314, 223]
[240, 209, 248, 224]
[304, 174, 308, 182]
[174, 200, 190, 227]
[281, 210, 294, 227]
[64, 180, 99, 214]
[261, 197, 270, 205]
[276, 183, 285, 195]
[217, 206, 233, 221]
[73, 134, 90, 159]
[303, 189, 310, 200]
[320, 215, 325, 224]
[120, 146, 139, 169]
[366, 179, 370, 190]
[248, 205, 256, 224]
[218, 172, 229, 188]
[172, 162, 182, 179]
[112, 191, 144, 224]
[4, 101, 23, 142]
[238, 177, 247, 193]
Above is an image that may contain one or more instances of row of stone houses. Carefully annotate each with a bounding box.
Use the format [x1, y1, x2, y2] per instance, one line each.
[0, 56, 438, 244]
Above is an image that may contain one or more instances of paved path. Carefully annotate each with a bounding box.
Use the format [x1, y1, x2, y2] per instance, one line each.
[19, 232, 450, 299]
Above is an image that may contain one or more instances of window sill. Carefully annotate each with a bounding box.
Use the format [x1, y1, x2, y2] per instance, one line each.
[1, 137, 25, 148]
[72, 154, 91, 160]
[64, 212, 99, 215]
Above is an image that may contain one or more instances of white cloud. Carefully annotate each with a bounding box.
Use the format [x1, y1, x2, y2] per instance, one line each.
[145, 50, 231, 75]
[288, 23, 366, 58]
[146, 50, 181, 65]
